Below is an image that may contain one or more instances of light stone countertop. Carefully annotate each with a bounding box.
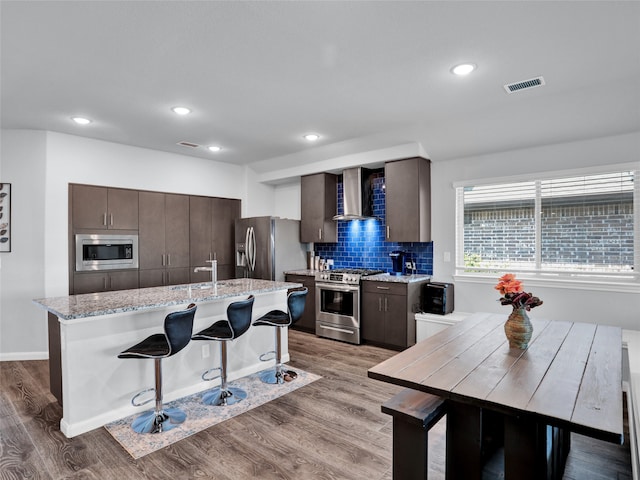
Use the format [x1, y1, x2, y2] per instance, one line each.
[33, 278, 302, 321]
[285, 269, 431, 283]
[284, 269, 318, 277]
[362, 273, 431, 283]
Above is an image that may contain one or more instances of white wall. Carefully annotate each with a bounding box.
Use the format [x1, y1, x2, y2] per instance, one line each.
[430, 132, 640, 331]
[274, 182, 301, 220]
[0, 130, 276, 359]
[0, 130, 48, 359]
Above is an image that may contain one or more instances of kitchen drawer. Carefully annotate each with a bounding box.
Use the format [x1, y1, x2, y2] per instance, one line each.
[362, 281, 407, 296]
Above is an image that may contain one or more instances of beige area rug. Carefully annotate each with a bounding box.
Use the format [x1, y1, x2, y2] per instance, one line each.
[105, 368, 321, 459]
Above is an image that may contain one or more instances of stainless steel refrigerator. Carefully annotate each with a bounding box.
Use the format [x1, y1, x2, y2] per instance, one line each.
[235, 217, 307, 281]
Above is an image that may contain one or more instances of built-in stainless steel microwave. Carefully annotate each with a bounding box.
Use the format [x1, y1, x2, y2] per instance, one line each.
[75, 234, 139, 271]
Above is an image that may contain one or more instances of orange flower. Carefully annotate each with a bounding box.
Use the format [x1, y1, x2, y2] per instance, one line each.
[496, 274, 542, 310]
[494, 274, 523, 295]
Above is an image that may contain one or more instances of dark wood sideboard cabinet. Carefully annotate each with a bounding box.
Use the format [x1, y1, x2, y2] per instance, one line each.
[300, 172, 337, 243]
[361, 279, 428, 350]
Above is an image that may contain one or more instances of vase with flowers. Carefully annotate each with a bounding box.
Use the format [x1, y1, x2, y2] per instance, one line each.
[495, 273, 543, 349]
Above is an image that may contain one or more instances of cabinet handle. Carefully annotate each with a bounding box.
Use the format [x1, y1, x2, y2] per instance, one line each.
[378, 298, 382, 311]
[103, 213, 107, 226]
[209, 252, 213, 261]
[386, 225, 390, 239]
[385, 297, 388, 312]
[376, 286, 390, 290]
[110, 213, 114, 226]
[319, 228, 322, 240]
[103, 277, 107, 290]
[167, 254, 171, 266]
[162, 254, 165, 266]
[109, 276, 113, 290]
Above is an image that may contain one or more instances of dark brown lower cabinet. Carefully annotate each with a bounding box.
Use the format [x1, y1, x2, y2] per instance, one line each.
[139, 268, 190, 288]
[73, 270, 139, 294]
[361, 279, 427, 349]
[284, 274, 316, 333]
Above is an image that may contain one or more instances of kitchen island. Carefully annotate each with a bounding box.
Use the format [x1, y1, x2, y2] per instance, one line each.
[34, 278, 301, 438]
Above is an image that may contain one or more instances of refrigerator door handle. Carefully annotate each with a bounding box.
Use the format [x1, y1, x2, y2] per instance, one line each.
[249, 227, 257, 272]
[245, 227, 252, 276]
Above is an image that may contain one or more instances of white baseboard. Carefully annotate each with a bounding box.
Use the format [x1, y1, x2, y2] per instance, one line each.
[60, 354, 290, 438]
[0, 351, 48, 361]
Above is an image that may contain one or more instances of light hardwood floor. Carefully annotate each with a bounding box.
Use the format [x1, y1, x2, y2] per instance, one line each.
[0, 330, 633, 479]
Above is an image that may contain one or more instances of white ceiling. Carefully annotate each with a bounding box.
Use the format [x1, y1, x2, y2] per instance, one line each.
[2, 1, 639, 175]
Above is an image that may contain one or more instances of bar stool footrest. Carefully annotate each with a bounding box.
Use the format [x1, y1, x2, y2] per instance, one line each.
[131, 387, 155, 407]
[259, 351, 276, 362]
[202, 367, 222, 382]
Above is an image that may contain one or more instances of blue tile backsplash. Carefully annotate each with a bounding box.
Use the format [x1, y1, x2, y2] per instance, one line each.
[314, 172, 433, 275]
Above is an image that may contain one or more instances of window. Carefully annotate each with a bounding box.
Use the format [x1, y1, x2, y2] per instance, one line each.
[456, 169, 637, 281]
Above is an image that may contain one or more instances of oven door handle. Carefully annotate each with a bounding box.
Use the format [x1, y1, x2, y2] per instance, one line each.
[318, 325, 355, 335]
[316, 284, 360, 293]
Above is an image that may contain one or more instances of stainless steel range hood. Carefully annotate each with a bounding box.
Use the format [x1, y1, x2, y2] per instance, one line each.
[332, 167, 375, 221]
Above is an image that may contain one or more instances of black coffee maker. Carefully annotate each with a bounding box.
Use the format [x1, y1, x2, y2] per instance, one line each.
[389, 250, 406, 276]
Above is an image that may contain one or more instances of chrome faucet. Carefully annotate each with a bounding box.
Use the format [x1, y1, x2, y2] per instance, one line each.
[194, 259, 217, 285]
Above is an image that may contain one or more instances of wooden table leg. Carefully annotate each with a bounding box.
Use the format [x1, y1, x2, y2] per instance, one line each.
[446, 402, 483, 480]
[504, 417, 569, 480]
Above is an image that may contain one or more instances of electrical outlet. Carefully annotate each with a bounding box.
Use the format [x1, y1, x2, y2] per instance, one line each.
[202, 344, 210, 359]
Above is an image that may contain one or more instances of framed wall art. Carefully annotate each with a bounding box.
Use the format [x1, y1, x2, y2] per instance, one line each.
[0, 183, 11, 252]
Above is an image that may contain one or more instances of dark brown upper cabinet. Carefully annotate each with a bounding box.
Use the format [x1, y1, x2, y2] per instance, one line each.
[189, 195, 240, 282]
[300, 172, 337, 243]
[384, 157, 431, 242]
[72, 184, 138, 230]
[138, 192, 190, 287]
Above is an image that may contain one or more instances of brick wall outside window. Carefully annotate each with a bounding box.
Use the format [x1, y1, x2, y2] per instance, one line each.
[464, 198, 634, 270]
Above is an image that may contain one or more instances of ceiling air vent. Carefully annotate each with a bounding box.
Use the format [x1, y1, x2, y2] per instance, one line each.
[504, 76, 545, 94]
[177, 141, 200, 148]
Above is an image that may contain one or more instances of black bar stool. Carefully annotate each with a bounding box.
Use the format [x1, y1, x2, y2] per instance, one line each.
[192, 295, 254, 406]
[118, 303, 197, 434]
[253, 288, 308, 384]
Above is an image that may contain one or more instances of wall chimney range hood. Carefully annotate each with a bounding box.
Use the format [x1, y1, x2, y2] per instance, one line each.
[332, 167, 376, 221]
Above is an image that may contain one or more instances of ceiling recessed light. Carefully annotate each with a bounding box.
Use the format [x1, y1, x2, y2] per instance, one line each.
[303, 133, 320, 141]
[451, 63, 477, 76]
[171, 106, 191, 115]
[71, 116, 92, 125]
[208, 145, 222, 152]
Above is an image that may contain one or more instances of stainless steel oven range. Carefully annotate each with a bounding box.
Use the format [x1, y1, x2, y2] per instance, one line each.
[315, 268, 383, 345]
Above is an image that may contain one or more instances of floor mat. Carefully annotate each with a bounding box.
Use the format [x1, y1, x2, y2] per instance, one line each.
[104, 368, 321, 459]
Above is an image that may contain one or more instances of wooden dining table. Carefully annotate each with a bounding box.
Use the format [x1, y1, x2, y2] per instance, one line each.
[368, 312, 624, 480]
